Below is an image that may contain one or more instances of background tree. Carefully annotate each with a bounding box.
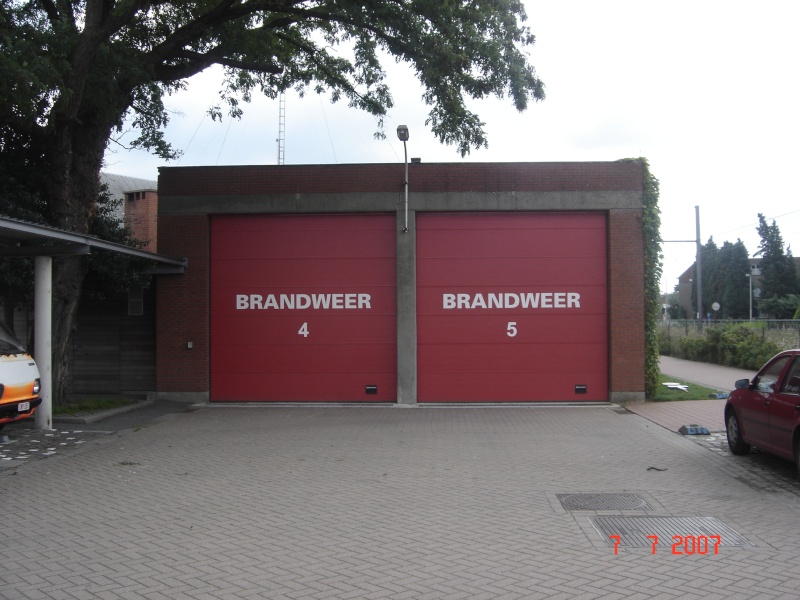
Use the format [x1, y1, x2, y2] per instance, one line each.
[1, 0, 545, 403]
[718, 241, 751, 319]
[756, 213, 799, 318]
[697, 237, 719, 319]
[691, 238, 751, 319]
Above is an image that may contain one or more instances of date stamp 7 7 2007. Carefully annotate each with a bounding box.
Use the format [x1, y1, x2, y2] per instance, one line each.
[610, 534, 721, 555]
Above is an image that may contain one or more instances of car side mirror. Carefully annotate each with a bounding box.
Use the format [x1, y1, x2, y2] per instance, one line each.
[734, 378, 751, 390]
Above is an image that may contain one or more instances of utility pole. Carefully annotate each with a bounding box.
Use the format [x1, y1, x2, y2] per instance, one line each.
[695, 205, 703, 330]
[663, 206, 703, 330]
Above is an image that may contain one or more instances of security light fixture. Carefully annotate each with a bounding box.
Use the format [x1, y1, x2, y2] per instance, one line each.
[397, 125, 409, 232]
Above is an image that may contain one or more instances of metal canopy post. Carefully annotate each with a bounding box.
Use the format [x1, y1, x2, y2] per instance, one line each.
[33, 256, 53, 430]
[0, 215, 187, 430]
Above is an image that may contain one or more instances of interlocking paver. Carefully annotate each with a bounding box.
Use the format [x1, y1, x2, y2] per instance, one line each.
[2, 404, 800, 599]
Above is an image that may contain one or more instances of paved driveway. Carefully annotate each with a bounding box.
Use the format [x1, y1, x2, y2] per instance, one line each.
[2, 405, 800, 599]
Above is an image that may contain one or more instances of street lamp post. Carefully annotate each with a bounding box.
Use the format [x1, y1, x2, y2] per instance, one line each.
[396, 125, 409, 233]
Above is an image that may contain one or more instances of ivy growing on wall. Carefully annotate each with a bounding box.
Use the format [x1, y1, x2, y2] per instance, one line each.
[620, 158, 663, 398]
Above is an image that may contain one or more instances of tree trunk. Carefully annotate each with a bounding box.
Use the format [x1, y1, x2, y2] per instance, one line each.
[45, 114, 114, 404]
[51, 256, 86, 404]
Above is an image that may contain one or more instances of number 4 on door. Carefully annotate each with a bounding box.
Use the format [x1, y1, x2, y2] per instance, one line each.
[298, 322, 309, 337]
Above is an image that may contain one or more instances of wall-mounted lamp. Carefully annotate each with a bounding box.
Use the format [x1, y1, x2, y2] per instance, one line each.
[397, 125, 409, 233]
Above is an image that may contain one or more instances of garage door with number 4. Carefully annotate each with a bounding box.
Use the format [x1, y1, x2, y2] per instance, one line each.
[210, 214, 397, 402]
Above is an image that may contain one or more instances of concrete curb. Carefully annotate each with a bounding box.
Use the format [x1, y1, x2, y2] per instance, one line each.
[54, 399, 155, 424]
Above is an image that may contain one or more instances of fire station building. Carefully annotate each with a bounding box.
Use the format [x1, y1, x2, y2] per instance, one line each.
[155, 161, 646, 405]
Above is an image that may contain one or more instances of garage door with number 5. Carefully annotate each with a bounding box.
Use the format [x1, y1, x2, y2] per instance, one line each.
[417, 212, 608, 402]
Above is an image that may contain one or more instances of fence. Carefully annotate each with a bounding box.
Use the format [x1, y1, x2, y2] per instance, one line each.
[658, 319, 800, 352]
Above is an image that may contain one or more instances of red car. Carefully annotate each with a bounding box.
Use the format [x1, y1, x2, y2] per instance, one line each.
[725, 349, 800, 476]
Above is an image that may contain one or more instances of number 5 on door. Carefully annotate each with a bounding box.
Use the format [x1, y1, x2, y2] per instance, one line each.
[507, 322, 517, 337]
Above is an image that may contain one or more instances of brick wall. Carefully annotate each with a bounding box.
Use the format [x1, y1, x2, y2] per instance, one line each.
[156, 161, 646, 401]
[608, 210, 646, 397]
[156, 214, 209, 394]
[124, 191, 159, 252]
[158, 162, 643, 196]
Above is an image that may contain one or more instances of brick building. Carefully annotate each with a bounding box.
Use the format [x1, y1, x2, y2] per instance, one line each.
[156, 161, 647, 404]
[101, 173, 159, 252]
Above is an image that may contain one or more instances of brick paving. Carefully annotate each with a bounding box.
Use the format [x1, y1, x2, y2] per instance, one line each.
[622, 356, 757, 434]
[2, 403, 800, 599]
[0, 428, 108, 465]
[626, 399, 727, 433]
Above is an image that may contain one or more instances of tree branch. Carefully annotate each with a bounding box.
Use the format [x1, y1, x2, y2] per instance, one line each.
[36, 0, 61, 26]
[153, 48, 282, 82]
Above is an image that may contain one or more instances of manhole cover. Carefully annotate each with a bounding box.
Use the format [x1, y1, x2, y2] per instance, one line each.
[589, 516, 754, 548]
[557, 493, 651, 511]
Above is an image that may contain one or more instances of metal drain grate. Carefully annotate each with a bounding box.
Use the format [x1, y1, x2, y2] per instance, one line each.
[557, 493, 652, 511]
[590, 516, 754, 548]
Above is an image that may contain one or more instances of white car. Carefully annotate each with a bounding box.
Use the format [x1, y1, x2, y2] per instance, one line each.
[0, 320, 41, 430]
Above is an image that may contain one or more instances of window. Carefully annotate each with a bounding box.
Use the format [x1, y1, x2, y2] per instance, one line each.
[779, 357, 800, 395]
[128, 286, 144, 316]
[754, 356, 791, 393]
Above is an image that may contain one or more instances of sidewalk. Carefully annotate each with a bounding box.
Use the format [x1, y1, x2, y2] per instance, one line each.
[659, 355, 755, 392]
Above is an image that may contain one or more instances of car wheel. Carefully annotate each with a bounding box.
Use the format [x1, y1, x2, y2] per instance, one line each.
[726, 410, 751, 455]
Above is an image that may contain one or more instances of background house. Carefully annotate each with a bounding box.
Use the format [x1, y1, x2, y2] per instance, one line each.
[102, 173, 159, 252]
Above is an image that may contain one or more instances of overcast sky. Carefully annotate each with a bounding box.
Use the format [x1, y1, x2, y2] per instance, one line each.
[104, 1, 800, 296]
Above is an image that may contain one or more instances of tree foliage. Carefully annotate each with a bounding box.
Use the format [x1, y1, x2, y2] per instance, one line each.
[693, 238, 750, 319]
[756, 213, 799, 318]
[2, 0, 544, 163]
[619, 158, 662, 399]
[1, 0, 545, 403]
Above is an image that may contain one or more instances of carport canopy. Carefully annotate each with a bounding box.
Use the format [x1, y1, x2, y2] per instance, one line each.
[0, 215, 187, 429]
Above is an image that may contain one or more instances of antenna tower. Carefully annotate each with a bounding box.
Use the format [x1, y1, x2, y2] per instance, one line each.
[277, 92, 286, 165]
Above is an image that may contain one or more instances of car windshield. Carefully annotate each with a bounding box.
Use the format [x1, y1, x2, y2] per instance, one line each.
[0, 320, 26, 355]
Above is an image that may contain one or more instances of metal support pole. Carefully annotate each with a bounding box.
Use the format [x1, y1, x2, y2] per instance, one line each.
[34, 256, 53, 430]
[695, 205, 703, 331]
[396, 124, 410, 233]
[402, 140, 408, 233]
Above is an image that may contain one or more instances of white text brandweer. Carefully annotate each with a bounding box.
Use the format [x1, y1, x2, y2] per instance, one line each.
[442, 292, 581, 310]
[236, 293, 372, 310]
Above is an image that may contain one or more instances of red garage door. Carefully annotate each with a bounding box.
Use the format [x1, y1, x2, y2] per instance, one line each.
[417, 212, 607, 402]
[210, 214, 396, 402]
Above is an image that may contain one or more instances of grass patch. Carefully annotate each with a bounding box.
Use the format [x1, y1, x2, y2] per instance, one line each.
[54, 395, 140, 415]
[649, 374, 724, 402]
